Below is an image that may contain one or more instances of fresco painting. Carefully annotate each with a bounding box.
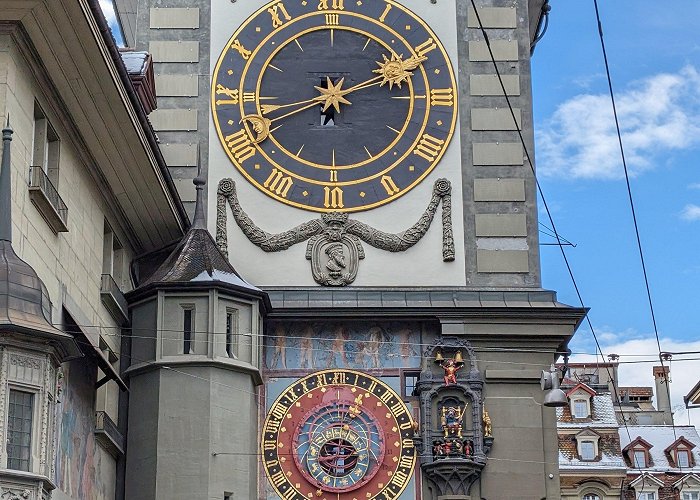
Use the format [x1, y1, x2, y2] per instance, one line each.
[264, 321, 423, 370]
[53, 358, 113, 500]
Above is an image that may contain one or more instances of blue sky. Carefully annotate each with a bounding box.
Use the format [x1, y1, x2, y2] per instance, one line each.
[531, 0, 700, 420]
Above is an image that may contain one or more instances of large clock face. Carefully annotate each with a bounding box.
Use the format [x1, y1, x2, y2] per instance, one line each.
[212, 0, 457, 212]
[262, 369, 416, 499]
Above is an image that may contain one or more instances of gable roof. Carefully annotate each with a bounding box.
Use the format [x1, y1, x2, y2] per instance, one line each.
[567, 382, 597, 398]
[620, 426, 700, 472]
[622, 436, 653, 452]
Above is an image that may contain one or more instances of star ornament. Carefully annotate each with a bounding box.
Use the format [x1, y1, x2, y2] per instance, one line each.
[314, 77, 352, 113]
[373, 53, 427, 89]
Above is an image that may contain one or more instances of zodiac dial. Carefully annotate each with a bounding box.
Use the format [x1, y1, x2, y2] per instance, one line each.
[212, 0, 458, 212]
[261, 369, 417, 499]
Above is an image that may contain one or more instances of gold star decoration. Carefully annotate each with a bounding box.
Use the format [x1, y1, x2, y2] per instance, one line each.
[314, 77, 352, 113]
[373, 53, 427, 89]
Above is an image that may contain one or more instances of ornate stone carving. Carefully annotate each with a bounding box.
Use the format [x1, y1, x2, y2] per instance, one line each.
[0, 489, 32, 500]
[9, 354, 41, 369]
[415, 338, 491, 497]
[216, 178, 454, 286]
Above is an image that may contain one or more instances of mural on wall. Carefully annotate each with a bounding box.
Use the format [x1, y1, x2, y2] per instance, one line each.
[265, 321, 424, 370]
[53, 358, 113, 500]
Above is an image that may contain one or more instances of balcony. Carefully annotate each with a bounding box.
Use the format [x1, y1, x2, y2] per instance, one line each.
[95, 411, 124, 457]
[28, 166, 68, 233]
[101, 274, 129, 324]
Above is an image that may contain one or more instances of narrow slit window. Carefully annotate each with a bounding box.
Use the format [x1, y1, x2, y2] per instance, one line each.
[225, 310, 237, 358]
[183, 307, 194, 354]
[7, 389, 34, 471]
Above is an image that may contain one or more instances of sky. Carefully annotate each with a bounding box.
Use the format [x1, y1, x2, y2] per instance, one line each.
[531, 0, 700, 423]
[97, 0, 699, 421]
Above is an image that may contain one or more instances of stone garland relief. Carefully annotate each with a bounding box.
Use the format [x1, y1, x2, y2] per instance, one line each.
[216, 178, 455, 286]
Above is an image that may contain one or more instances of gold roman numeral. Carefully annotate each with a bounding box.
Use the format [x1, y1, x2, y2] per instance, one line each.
[318, 0, 344, 9]
[243, 92, 256, 102]
[264, 417, 281, 434]
[413, 133, 444, 162]
[269, 404, 287, 421]
[280, 488, 297, 500]
[324, 186, 344, 209]
[231, 39, 251, 59]
[390, 469, 409, 487]
[399, 421, 413, 430]
[264, 169, 293, 197]
[430, 88, 454, 107]
[379, 3, 392, 23]
[270, 470, 286, 487]
[325, 13, 339, 25]
[402, 438, 415, 449]
[415, 38, 437, 58]
[399, 455, 413, 469]
[263, 439, 277, 451]
[268, 2, 292, 28]
[380, 175, 400, 195]
[331, 371, 346, 384]
[390, 401, 405, 417]
[215, 85, 239, 106]
[329, 170, 338, 182]
[225, 130, 256, 164]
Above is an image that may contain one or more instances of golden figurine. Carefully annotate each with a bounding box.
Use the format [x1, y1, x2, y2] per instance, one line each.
[441, 406, 463, 438]
[435, 350, 464, 385]
[482, 407, 492, 437]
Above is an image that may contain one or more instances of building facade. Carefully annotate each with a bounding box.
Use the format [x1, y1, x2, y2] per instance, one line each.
[114, 0, 588, 499]
[0, 0, 188, 499]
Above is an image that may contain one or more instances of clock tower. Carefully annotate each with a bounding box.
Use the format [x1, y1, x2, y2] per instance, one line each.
[119, 0, 585, 498]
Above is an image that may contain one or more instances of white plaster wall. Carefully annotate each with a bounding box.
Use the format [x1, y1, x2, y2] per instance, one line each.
[207, 0, 466, 287]
[1, 36, 132, 356]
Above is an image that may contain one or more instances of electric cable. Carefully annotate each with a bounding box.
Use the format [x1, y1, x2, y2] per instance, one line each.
[591, 0, 677, 443]
[467, 1, 653, 448]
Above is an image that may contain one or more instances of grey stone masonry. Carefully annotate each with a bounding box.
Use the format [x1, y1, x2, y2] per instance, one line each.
[134, 2, 210, 220]
[457, 0, 541, 287]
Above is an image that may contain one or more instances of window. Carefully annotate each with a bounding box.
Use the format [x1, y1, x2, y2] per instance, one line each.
[580, 441, 595, 461]
[638, 493, 655, 500]
[634, 450, 647, 468]
[582, 495, 600, 500]
[402, 371, 420, 398]
[682, 492, 700, 500]
[102, 221, 125, 288]
[32, 102, 60, 187]
[573, 399, 588, 418]
[677, 449, 690, 468]
[183, 307, 194, 354]
[225, 310, 237, 358]
[6, 389, 34, 471]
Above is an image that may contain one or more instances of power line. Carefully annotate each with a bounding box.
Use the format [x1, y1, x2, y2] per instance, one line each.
[591, 0, 677, 443]
[468, 0, 634, 444]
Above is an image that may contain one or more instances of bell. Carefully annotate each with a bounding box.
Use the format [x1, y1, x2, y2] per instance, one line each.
[435, 351, 444, 362]
[455, 351, 463, 363]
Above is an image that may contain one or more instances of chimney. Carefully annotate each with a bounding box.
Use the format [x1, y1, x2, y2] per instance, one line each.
[653, 365, 672, 424]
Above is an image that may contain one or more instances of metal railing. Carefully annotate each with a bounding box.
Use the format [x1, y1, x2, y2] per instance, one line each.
[28, 166, 68, 226]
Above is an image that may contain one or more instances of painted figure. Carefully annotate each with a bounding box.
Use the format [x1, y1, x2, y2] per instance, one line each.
[441, 406, 464, 438]
[299, 325, 314, 369]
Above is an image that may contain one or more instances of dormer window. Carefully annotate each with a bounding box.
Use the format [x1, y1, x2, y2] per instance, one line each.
[677, 449, 690, 468]
[634, 449, 647, 468]
[573, 399, 588, 419]
[580, 441, 595, 461]
[566, 383, 595, 419]
[574, 429, 601, 461]
[664, 436, 696, 469]
[623, 436, 654, 470]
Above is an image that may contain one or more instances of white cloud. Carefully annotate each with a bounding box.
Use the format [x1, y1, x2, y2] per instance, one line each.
[99, 0, 117, 25]
[569, 336, 700, 425]
[681, 204, 700, 221]
[537, 66, 700, 179]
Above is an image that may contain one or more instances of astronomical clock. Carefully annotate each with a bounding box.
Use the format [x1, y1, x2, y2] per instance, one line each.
[261, 370, 417, 499]
[211, 0, 457, 212]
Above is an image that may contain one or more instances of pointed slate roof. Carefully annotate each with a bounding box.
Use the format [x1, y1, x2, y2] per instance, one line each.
[0, 120, 79, 358]
[137, 177, 263, 295]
